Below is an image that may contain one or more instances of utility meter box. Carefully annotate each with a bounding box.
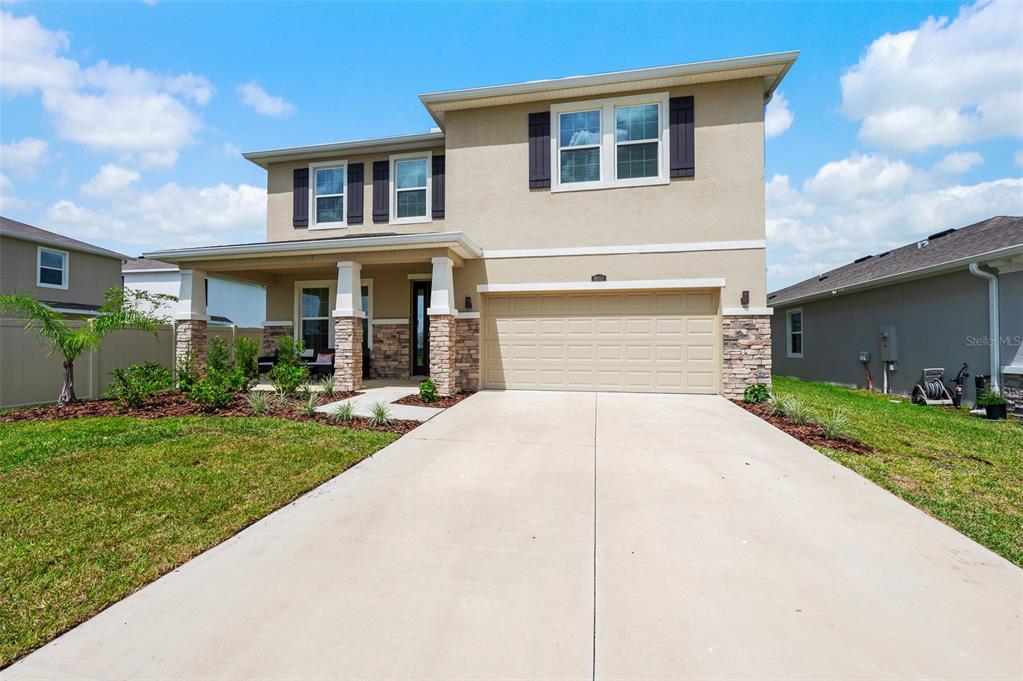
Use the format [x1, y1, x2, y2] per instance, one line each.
[880, 325, 898, 362]
[859, 350, 871, 363]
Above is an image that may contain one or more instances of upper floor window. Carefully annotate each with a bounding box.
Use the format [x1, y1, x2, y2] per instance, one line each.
[310, 161, 345, 228]
[390, 152, 431, 224]
[787, 309, 803, 358]
[551, 93, 669, 192]
[37, 247, 68, 289]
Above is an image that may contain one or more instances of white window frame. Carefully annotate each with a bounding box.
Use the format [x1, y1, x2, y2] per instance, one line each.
[309, 160, 347, 230]
[292, 278, 374, 350]
[551, 92, 670, 193]
[786, 308, 804, 358]
[389, 151, 432, 225]
[37, 246, 69, 290]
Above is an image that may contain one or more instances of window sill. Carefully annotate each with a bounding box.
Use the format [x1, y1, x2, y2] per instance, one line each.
[551, 176, 670, 193]
[309, 222, 347, 231]
[389, 216, 432, 226]
[36, 282, 68, 290]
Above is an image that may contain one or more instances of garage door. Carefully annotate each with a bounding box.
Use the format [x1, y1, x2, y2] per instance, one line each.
[482, 290, 719, 393]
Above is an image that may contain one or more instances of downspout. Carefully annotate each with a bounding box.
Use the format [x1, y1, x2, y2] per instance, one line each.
[968, 262, 1000, 393]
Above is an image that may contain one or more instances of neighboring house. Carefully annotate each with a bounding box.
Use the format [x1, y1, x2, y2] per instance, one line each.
[0, 216, 127, 314]
[144, 52, 798, 397]
[123, 258, 267, 329]
[769, 216, 1023, 415]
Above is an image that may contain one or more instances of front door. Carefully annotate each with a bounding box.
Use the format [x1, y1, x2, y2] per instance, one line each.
[411, 280, 430, 376]
[361, 284, 370, 379]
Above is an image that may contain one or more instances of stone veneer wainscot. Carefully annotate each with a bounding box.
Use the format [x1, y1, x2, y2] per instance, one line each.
[721, 315, 772, 399]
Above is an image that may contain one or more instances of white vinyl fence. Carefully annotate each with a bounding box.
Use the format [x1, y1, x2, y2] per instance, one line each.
[0, 319, 262, 408]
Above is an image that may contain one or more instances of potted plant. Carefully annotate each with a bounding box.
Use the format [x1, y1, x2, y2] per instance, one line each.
[976, 389, 1009, 420]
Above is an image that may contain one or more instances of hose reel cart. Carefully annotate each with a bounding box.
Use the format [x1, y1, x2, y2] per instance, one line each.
[912, 368, 954, 406]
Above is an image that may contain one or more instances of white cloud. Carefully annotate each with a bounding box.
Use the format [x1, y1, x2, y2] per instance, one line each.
[0, 11, 213, 166]
[45, 181, 266, 252]
[765, 92, 793, 138]
[221, 142, 241, 157]
[840, 0, 1023, 152]
[1015, 150, 1023, 166]
[80, 163, 140, 199]
[767, 155, 1023, 290]
[0, 137, 48, 178]
[237, 81, 295, 118]
[0, 172, 32, 213]
[933, 150, 984, 173]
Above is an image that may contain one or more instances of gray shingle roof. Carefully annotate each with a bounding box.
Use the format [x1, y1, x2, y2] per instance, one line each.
[0, 216, 128, 260]
[769, 216, 1023, 306]
[123, 257, 178, 271]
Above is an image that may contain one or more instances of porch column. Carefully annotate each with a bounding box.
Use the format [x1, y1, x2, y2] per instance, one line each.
[175, 269, 209, 373]
[427, 256, 458, 395]
[332, 261, 364, 391]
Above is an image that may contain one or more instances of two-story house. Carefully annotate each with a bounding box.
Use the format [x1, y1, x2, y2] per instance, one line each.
[146, 51, 797, 397]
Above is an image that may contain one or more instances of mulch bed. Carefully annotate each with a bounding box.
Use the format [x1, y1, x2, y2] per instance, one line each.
[393, 391, 475, 408]
[733, 400, 875, 455]
[0, 391, 419, 435]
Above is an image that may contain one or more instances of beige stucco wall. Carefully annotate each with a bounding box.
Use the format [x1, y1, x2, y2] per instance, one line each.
[259, 76, 767, 307]
[266, 146, 447, 243]
[0, 235, 123, 306]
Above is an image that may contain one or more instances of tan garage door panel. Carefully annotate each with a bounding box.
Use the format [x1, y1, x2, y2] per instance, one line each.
[482, 291, 719, 393]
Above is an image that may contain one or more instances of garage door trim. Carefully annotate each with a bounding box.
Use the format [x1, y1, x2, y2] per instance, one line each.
[477, 277, 726, 293]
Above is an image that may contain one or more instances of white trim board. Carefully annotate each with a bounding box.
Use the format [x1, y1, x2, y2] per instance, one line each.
[372, 318, 409, 325]
[483, 239, 765, 259]
[262, 320, 294, 327]
[477, 278, 725, 293]
[722, 307, 773, 316]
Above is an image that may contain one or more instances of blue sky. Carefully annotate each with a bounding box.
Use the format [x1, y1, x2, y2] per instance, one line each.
[2, 0, 1021, 290]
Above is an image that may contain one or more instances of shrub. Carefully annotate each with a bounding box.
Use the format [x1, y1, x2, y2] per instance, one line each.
[185, 368, 236, 410]
[176, 349, 197, 392]
[770, 394, 793, 418]
[743, 382, 771, 404]
[301, 392, 318, 417]
[818, 408, 850, 440]
[106, 362, 173, 408]
[234, 337, 259, 380]
[419, 378, 439, 403]
[369, 401, 393, 426]
[246, 391, 271, 415]
[786, 397, 812, 426]
[269, 337, 308, 393]
[319, 374, 336, 398]
[976, 389, 1009, 407]
[206, 337, 231, 373]
[331, 401, 355, 423]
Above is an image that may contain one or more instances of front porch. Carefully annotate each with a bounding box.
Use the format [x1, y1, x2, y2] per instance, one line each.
[161, 233, 483, 396]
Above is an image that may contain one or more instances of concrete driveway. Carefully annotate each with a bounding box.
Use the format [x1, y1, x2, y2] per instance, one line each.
[7, 392, 1021, 680]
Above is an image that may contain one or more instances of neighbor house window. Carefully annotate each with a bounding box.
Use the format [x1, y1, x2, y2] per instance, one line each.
[300, 287, 331, 350]
[390, 152, 431, 223]
[37, 247, 68, 289]
[310, 161, 345, 228]
[551, 93, 668, 192]
[787, 309, 803, 358]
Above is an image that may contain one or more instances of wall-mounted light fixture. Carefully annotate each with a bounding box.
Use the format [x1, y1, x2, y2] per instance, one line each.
[740, 289, 750, 306]
[591, 274, 607, 282]
[464, 296, 472, 310]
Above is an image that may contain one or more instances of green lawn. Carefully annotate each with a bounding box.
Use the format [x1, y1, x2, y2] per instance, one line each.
[773, 375, 1023, 566]
[0, 416, 398, 666]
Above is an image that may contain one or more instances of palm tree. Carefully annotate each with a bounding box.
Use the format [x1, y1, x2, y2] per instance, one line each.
[0, 288, 172, 406]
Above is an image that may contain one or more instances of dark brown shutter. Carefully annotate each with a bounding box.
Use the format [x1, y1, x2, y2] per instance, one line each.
[372, 160, 389, 223]
[432, 154, 445, 219]
[292, 168, 309, 228]
[347, 163, 364, 224]
[528, 111, 551, 188]
[669, 96, 694, 178]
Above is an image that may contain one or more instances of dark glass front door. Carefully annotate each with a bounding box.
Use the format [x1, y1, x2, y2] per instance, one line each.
[411, 280, 430, 376]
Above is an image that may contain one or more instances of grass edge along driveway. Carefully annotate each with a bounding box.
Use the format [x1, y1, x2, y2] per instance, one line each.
[0, 416, 398, 667]
[773, 375, 1022, 567]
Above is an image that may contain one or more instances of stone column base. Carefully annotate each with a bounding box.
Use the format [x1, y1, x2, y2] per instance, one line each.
[371, 323, 411, 380]
[260, 323, 293, 356]
[175, 319, 208, 374]
[721, 315, 772, 399]
[454, 317, 480, 392]
[334, 317, 364, 391]
[1002, 372, 1022, 418]
[429, 314, 457, 396]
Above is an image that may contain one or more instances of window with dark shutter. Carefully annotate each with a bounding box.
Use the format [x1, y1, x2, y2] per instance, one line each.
[528, 111, 551, 188]
[347, 162, 364, 224]
[293, 168, 309, 228]
[372, 160, 389, 223]
[669, 96, 694, 178]
[432, 155, 445, 219]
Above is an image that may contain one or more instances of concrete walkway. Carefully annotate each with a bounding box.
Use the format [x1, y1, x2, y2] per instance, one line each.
[315, 384, 443, 423]
[6, 392, 1021, 679]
